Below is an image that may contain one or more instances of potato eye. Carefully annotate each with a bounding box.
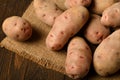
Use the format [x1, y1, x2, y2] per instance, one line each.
[114, 8, 119, 13]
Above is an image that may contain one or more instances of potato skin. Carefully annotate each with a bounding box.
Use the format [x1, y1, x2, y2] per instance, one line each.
[93, 29, 120, 76]
[33, 0, 63, 26]
[65, 0, 92, 9]
[101, 2, 120, 28]
[90, 0, 119, 15]
[46, 6, 89, 50]
[2, 16, 32, 41]
[84, 14, 110, 44]
[65, 37, 92, 79]
[52, 0, 66, 10]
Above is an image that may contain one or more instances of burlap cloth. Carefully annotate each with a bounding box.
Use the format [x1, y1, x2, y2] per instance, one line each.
[0, 2, 120, 80]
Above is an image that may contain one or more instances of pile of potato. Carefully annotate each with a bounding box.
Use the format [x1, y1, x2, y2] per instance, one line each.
[2, 0, 120, 79]
[33, 0, 120, 79]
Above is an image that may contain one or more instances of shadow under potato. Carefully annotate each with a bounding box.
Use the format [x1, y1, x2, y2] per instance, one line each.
[27, 26, 41, 42]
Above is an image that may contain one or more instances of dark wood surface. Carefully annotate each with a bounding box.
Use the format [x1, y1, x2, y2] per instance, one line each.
[0, 0, 75, 80]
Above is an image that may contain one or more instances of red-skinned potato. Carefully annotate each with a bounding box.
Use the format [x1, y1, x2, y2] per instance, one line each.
[90, 0, 119, 15]
[65, 0, 92, 9]
[84, 14, 110, 44]
[101, 2, 120, 28]
[2, 16, 32, 41]
[33, 0, 63, 26]
[93, 29, 120, 76]
[65, 37, 92, 79]
[46, 6, 89, 50]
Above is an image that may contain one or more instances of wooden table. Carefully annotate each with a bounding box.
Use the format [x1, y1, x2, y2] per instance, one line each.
[1, 0, 120, 80]
[0, 0, 74, 80]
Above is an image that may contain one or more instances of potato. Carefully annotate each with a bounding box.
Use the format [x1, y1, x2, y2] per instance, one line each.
[65, 0, 92, 9]
[93, 29, 120, 76]
[101, 2, 120, 28]
[84, 14, 110, 44]
[2, 16, 32, 41]
[46, 6, 89, 50]
[90, 0, 119, 15]
[65, 37, 92, 79]
[52, 0, 66, 10]
[33, 0, 63, 26]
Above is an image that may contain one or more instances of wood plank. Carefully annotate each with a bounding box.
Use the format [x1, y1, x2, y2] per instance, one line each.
[0, 51, 65, 80]
[0, 49, 12, 80]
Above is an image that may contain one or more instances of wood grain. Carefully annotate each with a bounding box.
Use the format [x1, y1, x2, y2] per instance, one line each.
[0, 50, 67, 80]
